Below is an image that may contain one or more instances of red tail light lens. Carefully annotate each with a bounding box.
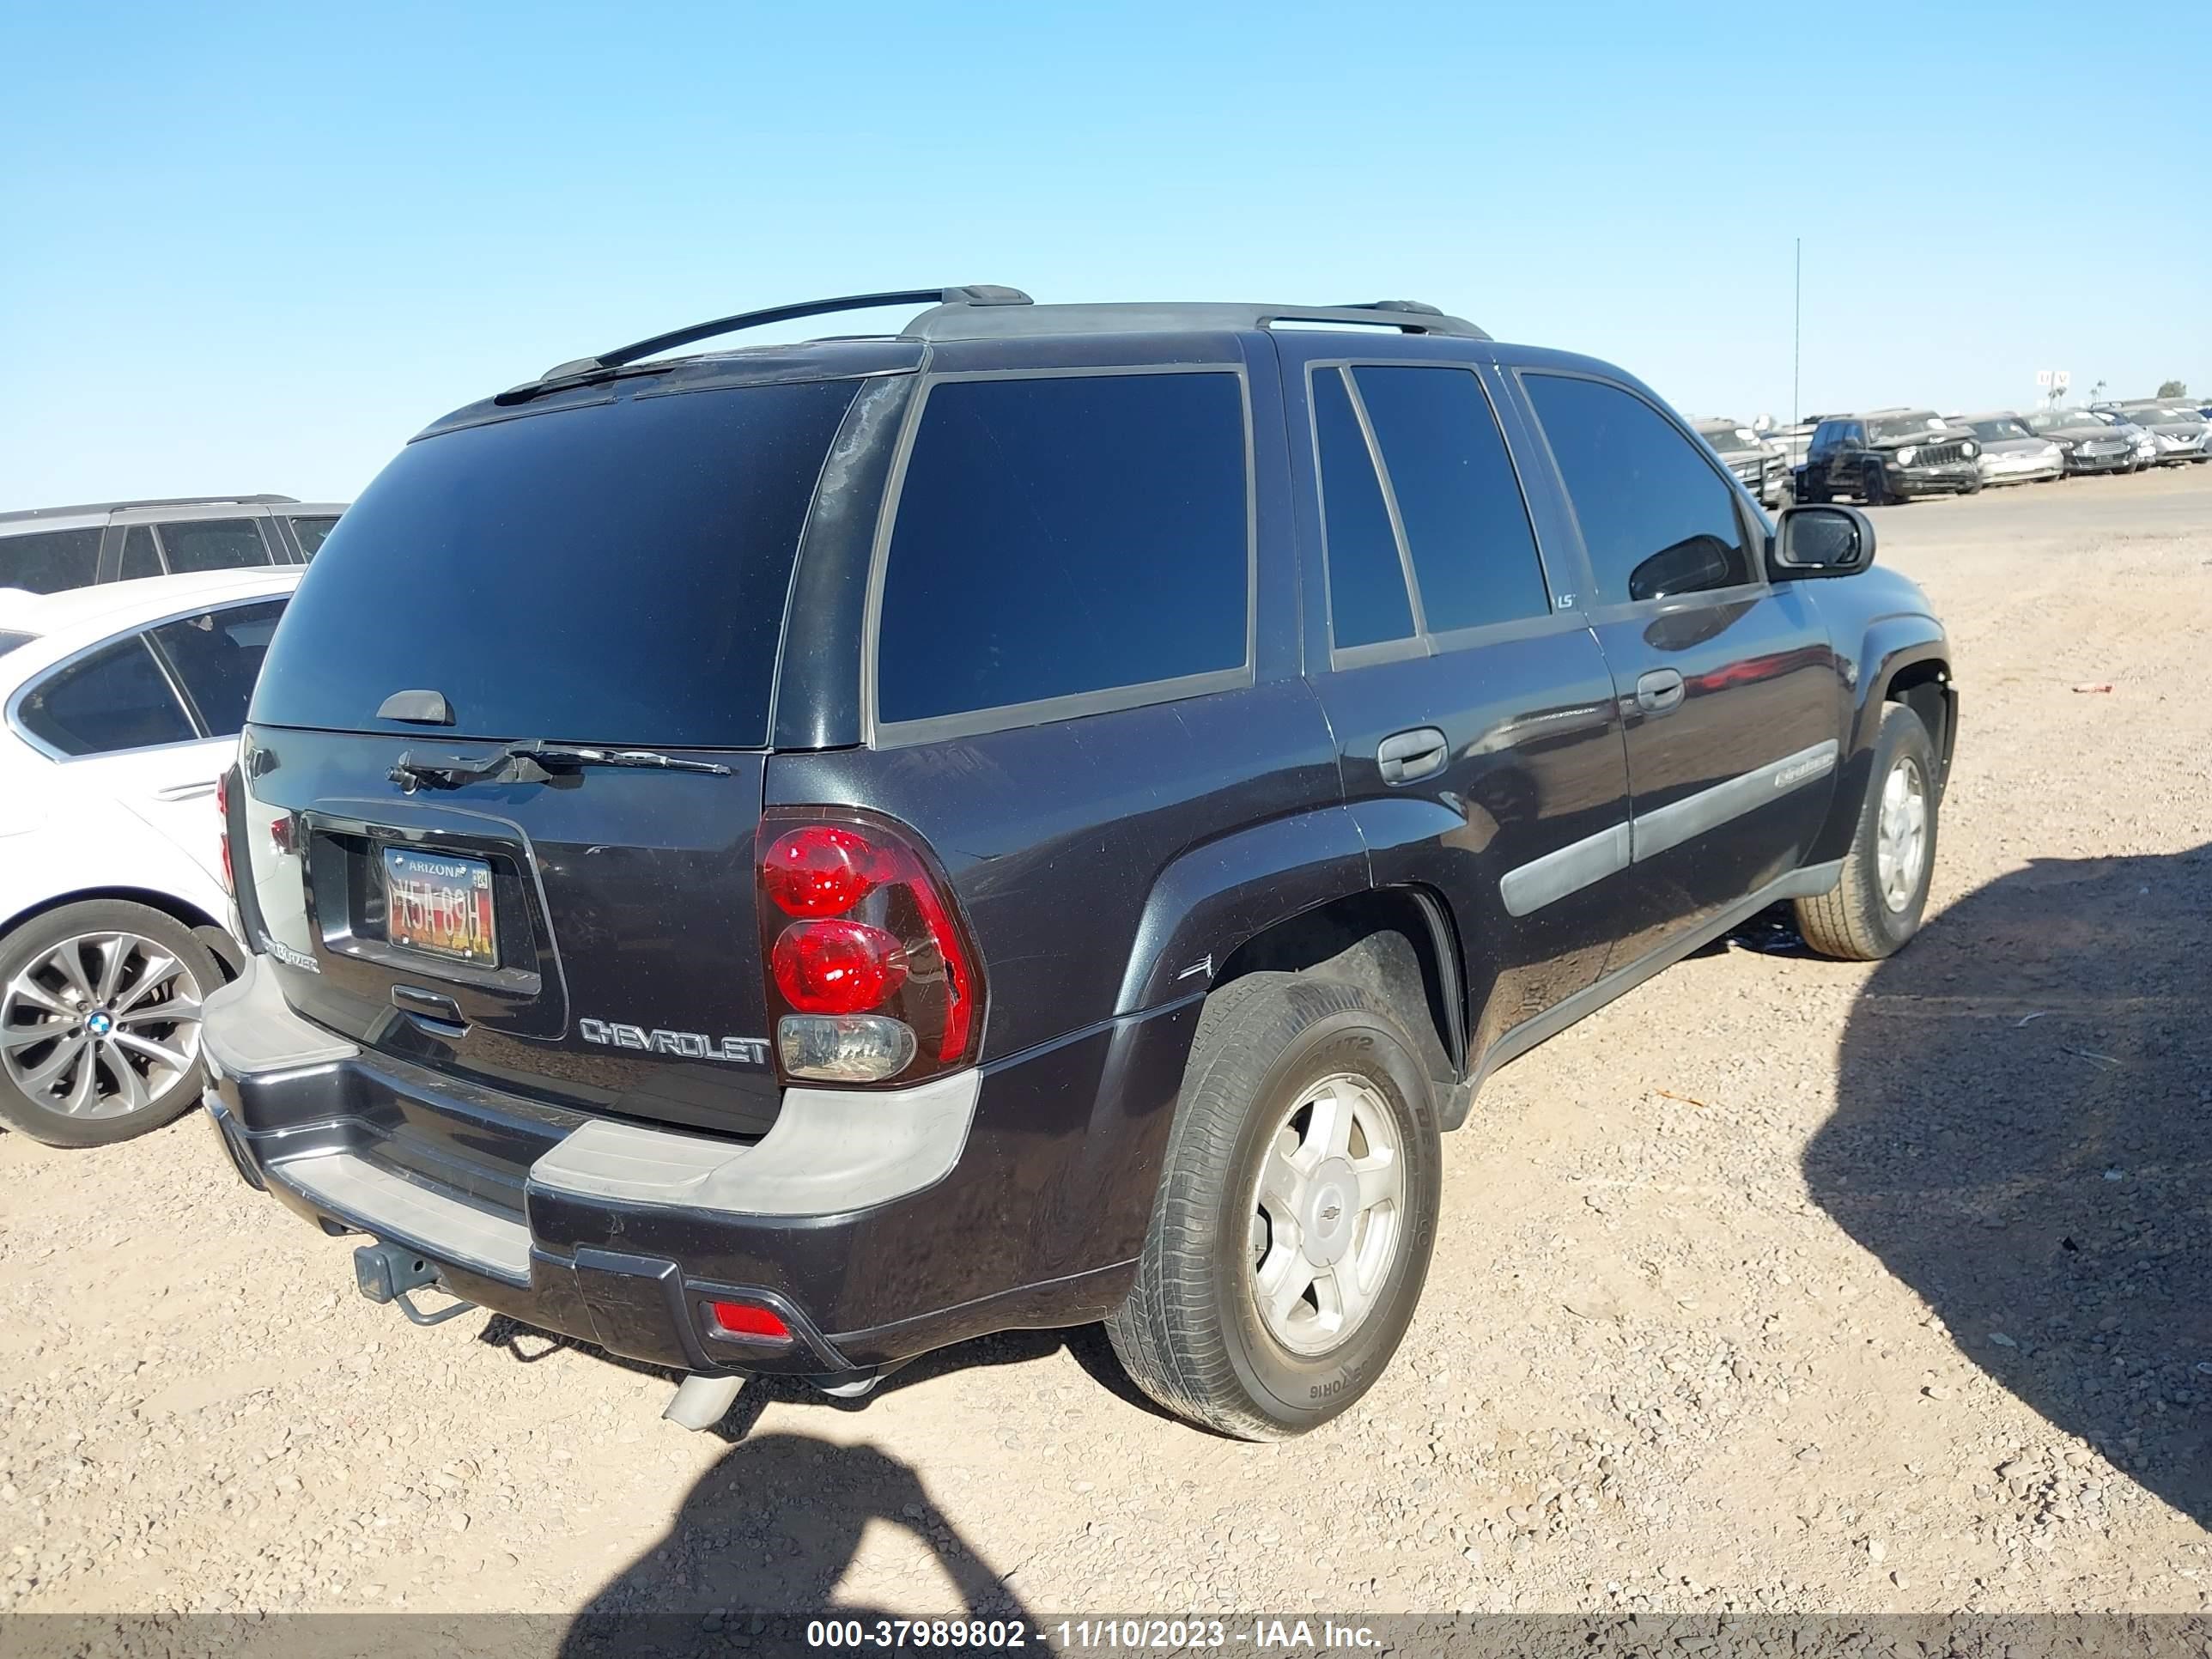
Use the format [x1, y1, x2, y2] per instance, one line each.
[216, 771, 234, 896]
[771, 920, 908, 1014]
[763, 823, 878, 918]
[708, 1300, 793, 1343]
[757, 809, 982, 1086]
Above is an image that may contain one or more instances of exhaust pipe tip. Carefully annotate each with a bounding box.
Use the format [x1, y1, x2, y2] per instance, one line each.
[663, 1372, 745, 1431]
[811, 1368, 884, 1400]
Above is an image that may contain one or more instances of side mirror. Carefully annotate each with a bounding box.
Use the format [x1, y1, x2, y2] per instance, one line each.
[1769, 503, 1876, 580]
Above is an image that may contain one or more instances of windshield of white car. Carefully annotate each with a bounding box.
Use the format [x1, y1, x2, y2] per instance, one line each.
[1967, 419, 2033, 441]
[1699, 426, 1759, 453]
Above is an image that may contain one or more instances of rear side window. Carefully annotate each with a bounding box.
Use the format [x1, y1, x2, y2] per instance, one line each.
[119, 526, 162, 580]
[1523, 374, 1755, 605]
[1351, 366, 1551, 633]
[149, 599, 288, 738]
[289, 516, 339, 559]
[16, 636, 196, 757]
[0, 528, 101, 595]
[1311, 368, 1414, 649]
[155, 519, 273, 574]
[252, 380, 860, 745]
[875, 372, 1249, 727]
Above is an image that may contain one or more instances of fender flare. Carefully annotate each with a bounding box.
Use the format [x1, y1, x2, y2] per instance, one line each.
[1112, 805, 1370, 1017]
[1810, 616, 1952, 863]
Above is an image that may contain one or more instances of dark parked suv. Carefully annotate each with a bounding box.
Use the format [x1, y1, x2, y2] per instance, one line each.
[204, 287, 1957, 1440]
[1796, 410, 1983, 505]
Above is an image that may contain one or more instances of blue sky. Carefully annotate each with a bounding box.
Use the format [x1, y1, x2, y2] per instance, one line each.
[3, 1, 2204, 507]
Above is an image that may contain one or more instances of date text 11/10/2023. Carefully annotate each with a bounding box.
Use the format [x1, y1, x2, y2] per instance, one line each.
[804, 1618, 1381, 1650]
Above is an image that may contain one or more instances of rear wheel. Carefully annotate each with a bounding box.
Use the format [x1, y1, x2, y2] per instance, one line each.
[1796, 471, 1830, 505]
[1794, 703, 1938, 962]
[1107, 973, 1442, 1439]
[1861, 463, 1894, 507]
[0, 901, 218, 1148]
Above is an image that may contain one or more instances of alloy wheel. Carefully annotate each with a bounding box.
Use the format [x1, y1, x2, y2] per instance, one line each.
[0, 933, 204, 1120]
[1875, 758, 1929, 913]
[1246, 1072, 1406, 1357]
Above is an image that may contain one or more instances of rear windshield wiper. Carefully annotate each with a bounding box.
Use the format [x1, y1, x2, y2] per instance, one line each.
[388, 741, 732, 793]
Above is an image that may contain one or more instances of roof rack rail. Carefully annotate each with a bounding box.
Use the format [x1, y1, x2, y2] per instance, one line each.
[0, 494, 300, 526]
[900, 298, 1488, 343]
[495, 286, 1031, 405]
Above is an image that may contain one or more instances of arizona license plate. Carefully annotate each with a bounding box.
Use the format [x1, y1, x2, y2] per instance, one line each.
[383, 848, 498, 969]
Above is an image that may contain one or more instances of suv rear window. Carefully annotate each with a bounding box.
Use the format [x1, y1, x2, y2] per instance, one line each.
[252, 380, 860, 746]
[875, 371, 1249, 729]
[0, 527, 101, 595]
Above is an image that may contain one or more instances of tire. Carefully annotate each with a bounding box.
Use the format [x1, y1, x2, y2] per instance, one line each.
[1106, 972, 1443, 1440]
[1960, 478, 1983, 496]
[1796, 471, 1829, 505]
[1861, 463, 1893, 507]
[1793, 703, 1938, 962]
[0, 900, 220, 1148]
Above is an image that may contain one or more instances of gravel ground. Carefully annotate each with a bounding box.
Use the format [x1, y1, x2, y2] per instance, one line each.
[1, 466, 2206, 1625]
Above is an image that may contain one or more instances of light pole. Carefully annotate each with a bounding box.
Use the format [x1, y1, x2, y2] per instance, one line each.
[1792, 237, 1801, 430]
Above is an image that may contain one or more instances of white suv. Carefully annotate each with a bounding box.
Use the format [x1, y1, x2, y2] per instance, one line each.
[0, 568, 300, 1146]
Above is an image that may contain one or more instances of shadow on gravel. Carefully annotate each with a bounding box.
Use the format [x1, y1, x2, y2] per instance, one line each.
[1807, 843, 2212, 1528]
[478, 1316, 1164, 1438]
[558, 1431, 1037, 1649]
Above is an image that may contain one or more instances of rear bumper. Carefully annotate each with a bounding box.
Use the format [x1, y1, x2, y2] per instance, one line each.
[203, 957, 1199, 1377]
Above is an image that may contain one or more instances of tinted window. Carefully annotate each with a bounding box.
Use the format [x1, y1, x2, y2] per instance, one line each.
[1524, 375, 1754, 605]
[1311, 368, 1413, 649]
[0, 630, 36, 658]
[119, 526, 162, 580]
[289, 516, 339, 559]
[16, 636, 196, 757]
[253, 380, 859, 745]
[149, 599, 288, 738]
[876, 372, 1248, 726]
[155, 519, 271, 574]
[1352, 366, 1550, 634]
[0, 528, 101, 594]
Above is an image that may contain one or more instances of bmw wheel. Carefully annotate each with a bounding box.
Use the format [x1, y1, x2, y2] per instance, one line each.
[0, 900, 221, 1148]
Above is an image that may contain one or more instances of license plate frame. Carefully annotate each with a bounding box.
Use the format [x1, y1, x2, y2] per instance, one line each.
[381, 847, 500, 969]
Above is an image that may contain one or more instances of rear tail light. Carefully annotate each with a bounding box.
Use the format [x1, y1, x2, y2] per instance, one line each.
[216, 770, 234, 896]
[757, 808, 981, 1086]
[707, 1299, 793, 1345]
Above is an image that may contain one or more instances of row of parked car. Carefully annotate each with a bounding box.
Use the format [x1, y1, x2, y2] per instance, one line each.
[1696, 397, 2210, 509]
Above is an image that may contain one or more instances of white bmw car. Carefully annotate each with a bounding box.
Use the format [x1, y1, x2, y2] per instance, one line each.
[0, 568, 299, 1146]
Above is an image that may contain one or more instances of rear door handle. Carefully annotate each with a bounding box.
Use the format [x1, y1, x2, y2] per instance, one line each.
[1634, 670, 1686, 715]
[153, 779, 218, 801]
[1376, 726, 1448, 785]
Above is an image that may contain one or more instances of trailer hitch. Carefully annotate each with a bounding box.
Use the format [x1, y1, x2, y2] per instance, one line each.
[353, 1241, 477, 1328]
